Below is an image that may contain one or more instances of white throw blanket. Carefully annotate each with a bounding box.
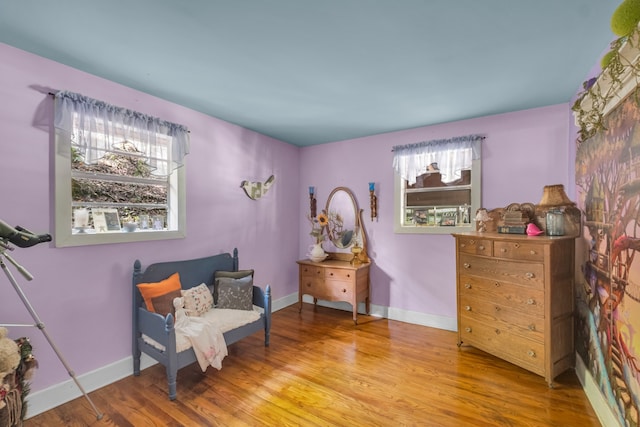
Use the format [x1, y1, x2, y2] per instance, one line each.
[173, 297, 227, 371]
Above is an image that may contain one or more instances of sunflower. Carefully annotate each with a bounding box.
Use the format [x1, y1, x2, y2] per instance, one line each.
[316, 212, 329, 227]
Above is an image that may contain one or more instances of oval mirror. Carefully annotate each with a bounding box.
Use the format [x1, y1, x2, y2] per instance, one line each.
[325, 187, 358, 249]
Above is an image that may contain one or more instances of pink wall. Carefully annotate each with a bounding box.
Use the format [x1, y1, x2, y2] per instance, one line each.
[299, 104, 571, 317]
[0, 43, 300, 392]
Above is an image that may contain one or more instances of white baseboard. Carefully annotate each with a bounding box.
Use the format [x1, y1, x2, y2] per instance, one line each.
[25, 353, 157, 419]
[300, 295, 457, 331]
[574, 353, 622, 427]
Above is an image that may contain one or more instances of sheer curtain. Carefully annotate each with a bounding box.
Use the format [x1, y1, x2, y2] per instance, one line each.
[54, 91, 190, 176]
[392, 135, 483, 184]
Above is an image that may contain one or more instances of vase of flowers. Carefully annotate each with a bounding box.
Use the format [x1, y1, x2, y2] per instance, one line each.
[307, 212, 329, 262]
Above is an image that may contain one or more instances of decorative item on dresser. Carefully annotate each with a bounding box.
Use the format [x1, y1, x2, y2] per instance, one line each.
[298, 187, 371, 324]
[452, 231, 577, 387]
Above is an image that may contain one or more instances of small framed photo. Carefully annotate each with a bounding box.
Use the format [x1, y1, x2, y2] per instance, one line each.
[92, 208, 121, 232]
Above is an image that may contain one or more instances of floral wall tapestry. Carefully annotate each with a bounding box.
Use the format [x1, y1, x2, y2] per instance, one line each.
[576, 85, 640, 427]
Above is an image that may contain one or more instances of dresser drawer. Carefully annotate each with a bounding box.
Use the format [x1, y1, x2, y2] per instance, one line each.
[494, 241, 544, 262]
[459, 292, 545, 340]
[457, 238, 493, 256]
[324, 268, 356, 282]
[458, 274, 545, 317]
[300, 265, 323, 278]
[459, 254, 544, 288]
[459, 315, 545, 375]
[301, 277, 354, 301]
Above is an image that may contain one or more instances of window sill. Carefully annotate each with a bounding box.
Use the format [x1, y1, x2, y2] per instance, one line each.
[55, 228, 185, 247]
[394, 224, 474, 235]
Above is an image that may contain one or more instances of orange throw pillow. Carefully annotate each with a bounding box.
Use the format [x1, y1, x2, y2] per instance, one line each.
[137, 272, 182, 313]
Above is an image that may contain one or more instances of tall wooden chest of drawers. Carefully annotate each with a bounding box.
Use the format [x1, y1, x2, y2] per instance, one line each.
[453, 232, 576, 386]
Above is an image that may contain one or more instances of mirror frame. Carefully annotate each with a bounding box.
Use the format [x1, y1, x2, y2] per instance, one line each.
[324, 186, 369, 263]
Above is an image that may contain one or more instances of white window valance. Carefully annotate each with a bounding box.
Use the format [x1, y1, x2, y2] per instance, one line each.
[392, 135, 483, 184]
[54, 91, 190, 177]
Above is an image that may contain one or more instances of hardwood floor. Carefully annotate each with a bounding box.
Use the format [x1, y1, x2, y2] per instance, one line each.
[25, 304, 601, 426]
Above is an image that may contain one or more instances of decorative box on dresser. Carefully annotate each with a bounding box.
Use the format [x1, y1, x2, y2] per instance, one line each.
[452, 231, 576, 386]
[297, 256, 370, 325]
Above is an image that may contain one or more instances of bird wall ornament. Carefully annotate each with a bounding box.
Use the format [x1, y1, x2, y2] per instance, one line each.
[240, 175, 275, 200]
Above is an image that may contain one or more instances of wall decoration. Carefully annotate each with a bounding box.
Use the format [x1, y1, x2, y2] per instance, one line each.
[575, 68, 640, 426]
[240, 175, 275, 200]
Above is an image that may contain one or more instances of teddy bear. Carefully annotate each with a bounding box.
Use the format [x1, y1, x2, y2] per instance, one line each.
[0, 327, 20, 385]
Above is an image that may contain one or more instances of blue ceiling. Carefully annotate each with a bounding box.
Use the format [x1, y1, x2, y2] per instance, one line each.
[0, 1, 621, 146]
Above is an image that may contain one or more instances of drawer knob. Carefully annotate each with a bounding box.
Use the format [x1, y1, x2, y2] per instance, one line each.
[494, 329, 500, 335]
[494, 306, 501, 312]
[530, 250, 536, 255]
[494, 282, 500, 287]
[306, 283, 311, 287]
[527, 350, 536, 358]
[346, 274, 351, 278]
[514, 243, 520, 248]
[465, 305, 471, 311]
[465, 327, 472, 333]
[464, 283, 471, 289]
[342, 288, 347, 293]
[463, 263, 471, 269]
[478, 245, 485, 250]
[528, 324, 536, 331]
[460, 243, 466, 248]
[330, 272, 334, 276]
[525, 272, 534, 279]
[527, 298, 536, 305]
[501, 248, 507, 253]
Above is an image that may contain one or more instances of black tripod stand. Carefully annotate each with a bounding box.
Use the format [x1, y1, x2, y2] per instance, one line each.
[0, 238, 102, 420]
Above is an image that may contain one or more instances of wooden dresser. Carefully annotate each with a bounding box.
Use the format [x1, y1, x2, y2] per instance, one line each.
[297, 258, 370, 324]
[452, 232, 576, 386]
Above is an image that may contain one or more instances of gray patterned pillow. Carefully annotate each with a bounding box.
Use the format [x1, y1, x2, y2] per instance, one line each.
[214, 269, 254, 305]
[215, 275, 253, 310]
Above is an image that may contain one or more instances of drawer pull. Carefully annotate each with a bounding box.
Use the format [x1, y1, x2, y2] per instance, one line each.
[528, 324, 536, 331]
[460, 243, 466, 248]
[463, 263, 471, 269]
[514, 243, 520, 248]
[501, 248, 507, 253]
[494, 282, 500, 287]
[525, 272, 534, 279]
[465, 305, 471, 311]
[527, 298, 536, 305]
[464, 283, 471, 289]
[342, 288, 347, 293]
[346, 274, 351, 278]
[329, 272, 334, 276]
[530, 250, 537, 255]
[465, 327, 472, 333]
[527, 350, 536, 358]
[494, 329, 500, 335]
[306, 283, 311, 288]
[478, 245, 485, 250]
[494, 306, 501, 312]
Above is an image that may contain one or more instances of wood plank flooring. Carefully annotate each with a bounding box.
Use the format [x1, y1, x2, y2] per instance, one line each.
[25, 304, 601, 426]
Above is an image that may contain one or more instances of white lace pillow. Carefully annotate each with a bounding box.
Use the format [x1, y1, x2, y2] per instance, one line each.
[181, 283, 213, 316]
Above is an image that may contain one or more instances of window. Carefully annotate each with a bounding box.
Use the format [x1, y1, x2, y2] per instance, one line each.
[393, 135, 483, 234]
[53, 91, 190, 247]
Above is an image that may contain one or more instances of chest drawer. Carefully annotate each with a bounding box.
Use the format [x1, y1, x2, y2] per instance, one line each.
[458, 316, 545, 375]
[300, 265, 323, 278]
[457, 238, 493, 256]
[458, 274, 545, 317]
[493, 241, 544, 262]
[324, 268, 356, 282]
[459, 292, 545, 340]
[302, 278, 353, 301]
[459, 254, 544, 288]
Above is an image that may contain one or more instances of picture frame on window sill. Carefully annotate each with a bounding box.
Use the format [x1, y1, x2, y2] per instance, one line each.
[92, 208, 121, 232]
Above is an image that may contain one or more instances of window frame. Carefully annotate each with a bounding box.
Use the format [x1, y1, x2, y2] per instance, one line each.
[394, 155, 481, 234]
[54, 128, 187, 248]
